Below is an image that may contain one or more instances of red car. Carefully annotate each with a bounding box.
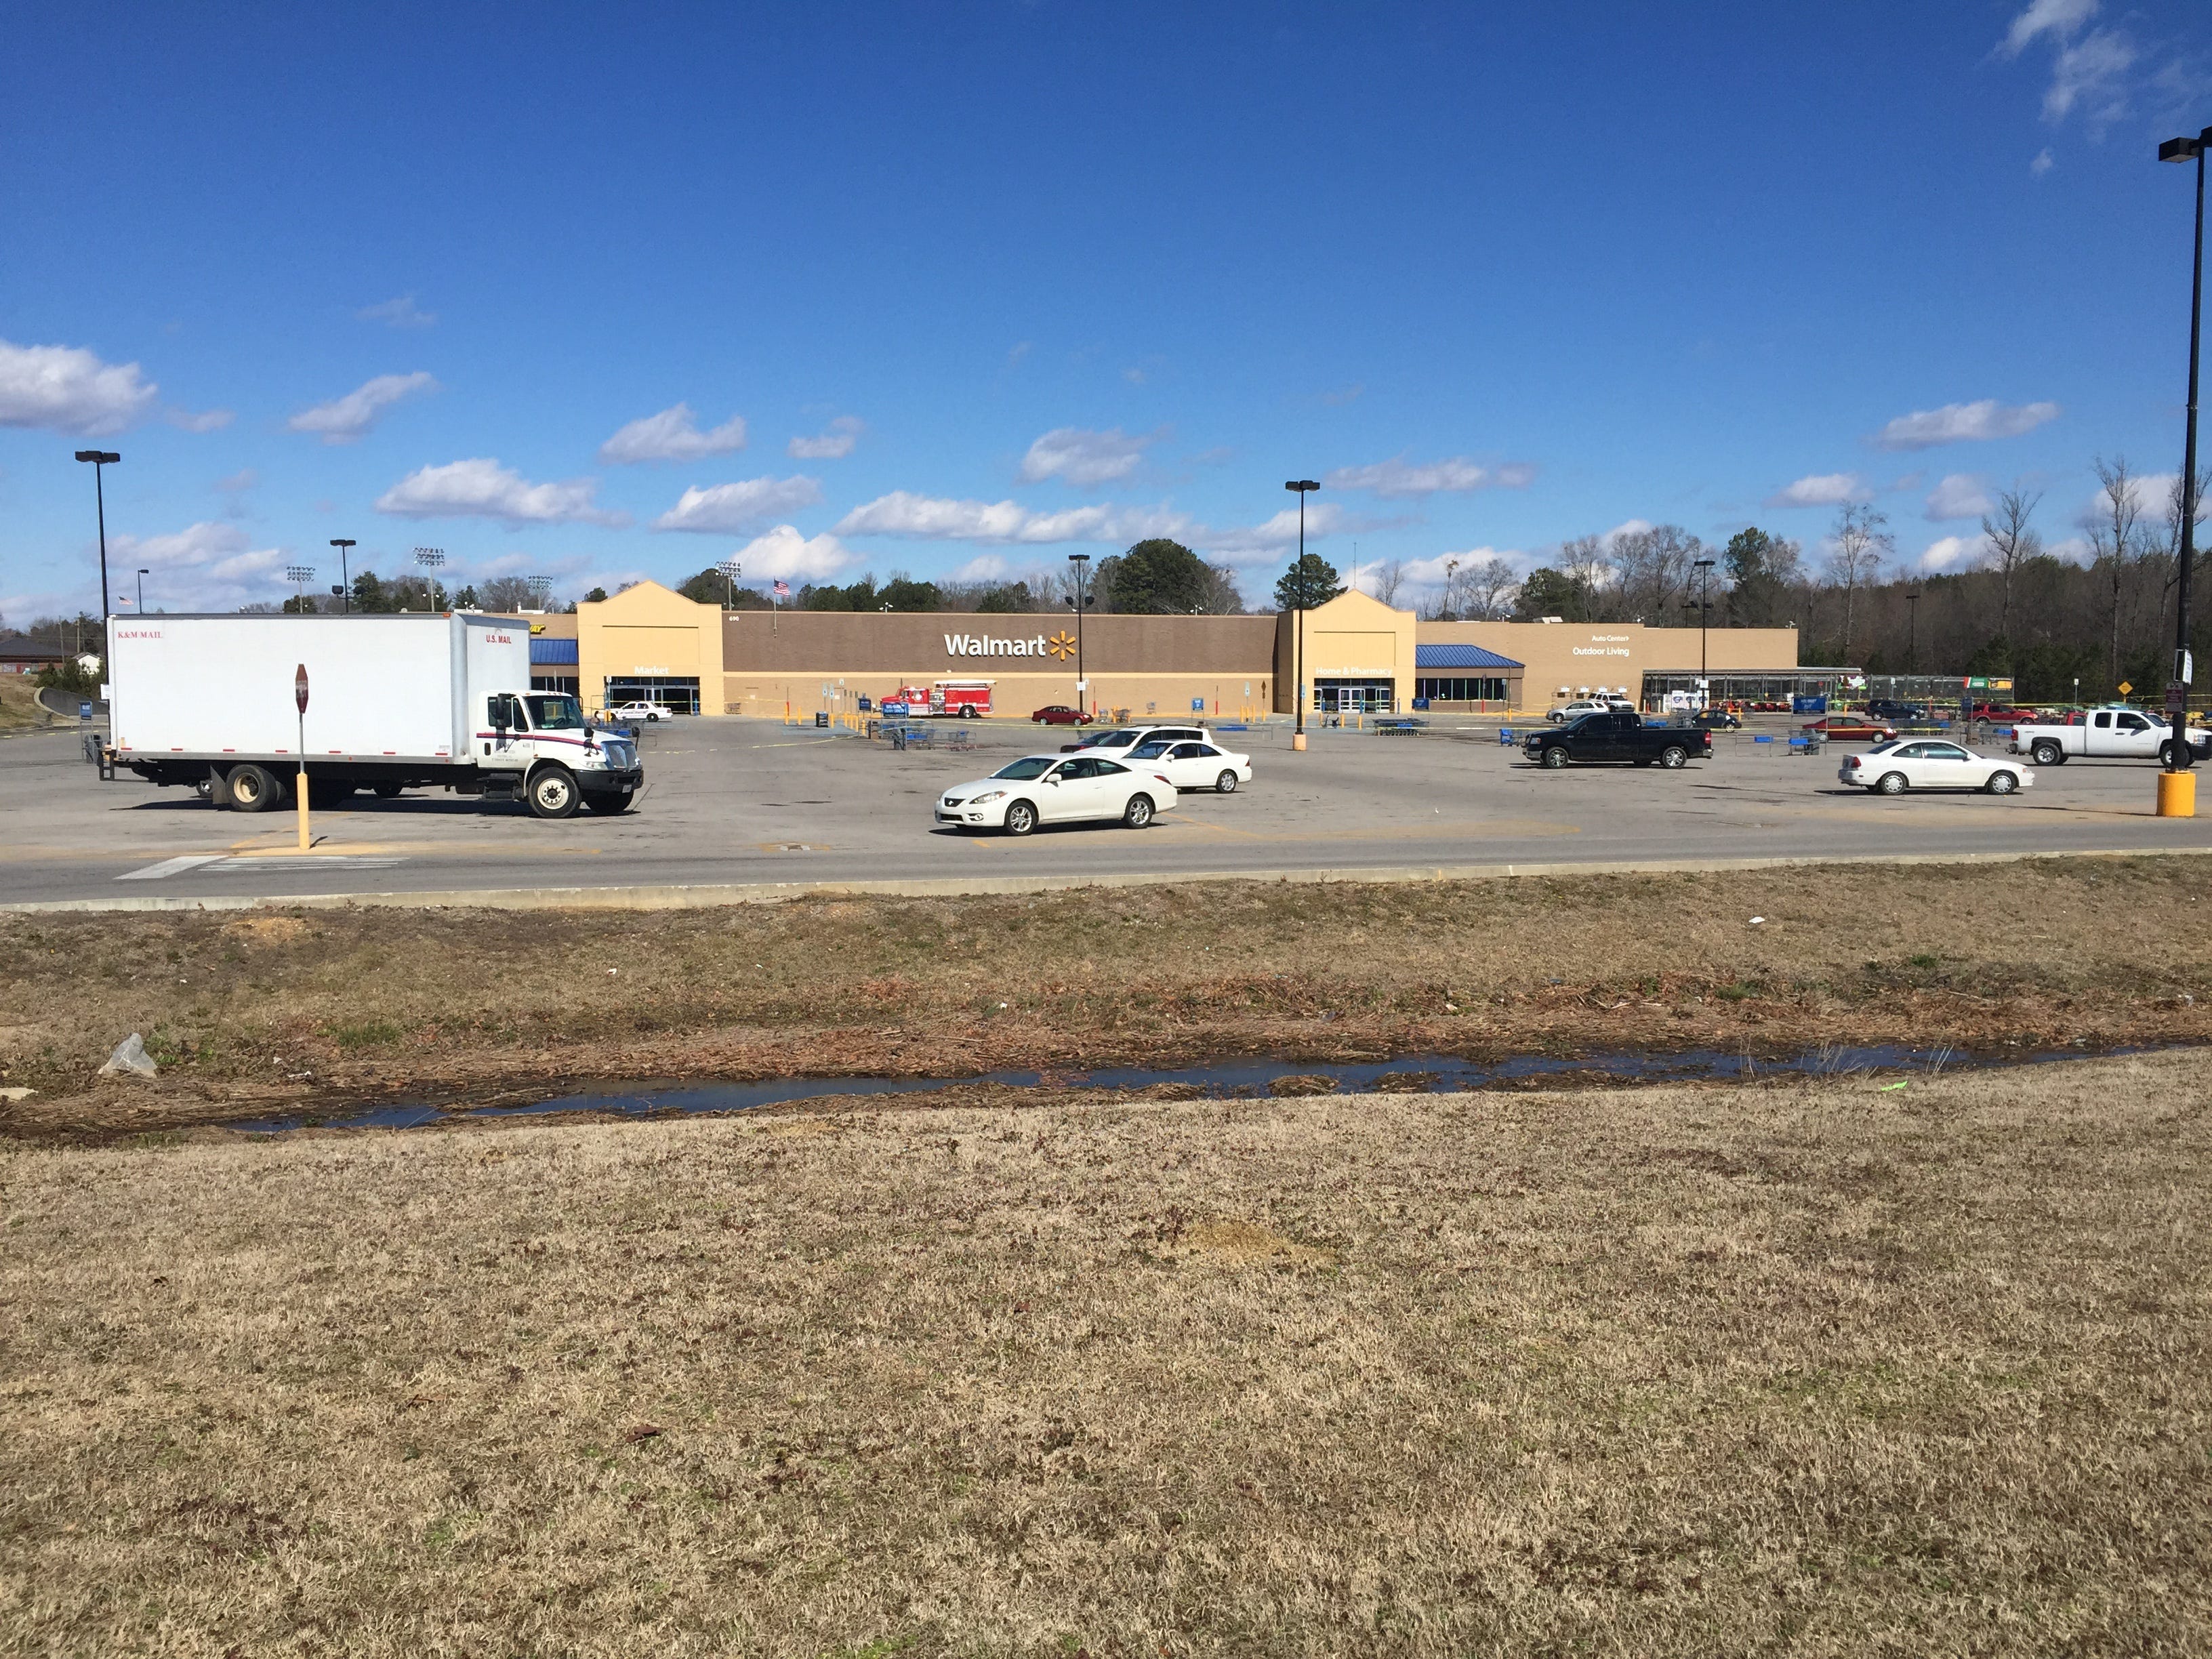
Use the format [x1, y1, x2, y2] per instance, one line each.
[1803, 715, 1898, 744]
[1030, 705, 1091, 725]
[1969, 702, 2037, 724]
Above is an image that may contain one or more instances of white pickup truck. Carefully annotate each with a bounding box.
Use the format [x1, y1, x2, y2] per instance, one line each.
[2008, 706, 2211, 767]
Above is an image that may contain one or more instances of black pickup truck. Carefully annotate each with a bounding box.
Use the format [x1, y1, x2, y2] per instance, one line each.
[1522, 708, 1711, 769]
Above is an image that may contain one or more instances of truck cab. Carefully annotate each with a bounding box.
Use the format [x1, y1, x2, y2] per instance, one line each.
[478, 692, 643, 816]
[2011, 706, 2211, 766]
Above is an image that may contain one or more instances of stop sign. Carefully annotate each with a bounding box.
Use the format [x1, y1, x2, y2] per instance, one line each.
[295, 663, 309, 715]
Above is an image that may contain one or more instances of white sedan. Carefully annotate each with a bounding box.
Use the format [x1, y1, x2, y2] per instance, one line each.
[1839, 739, 2034, 796]
[1126, 736, 1253, 792]
[603, 700, 674, 723]
[1548, 697, 1633, 724]
[934, 753, 1181, 835]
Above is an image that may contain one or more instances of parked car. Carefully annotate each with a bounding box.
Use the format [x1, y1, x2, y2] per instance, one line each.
[2009, 705, 2211, 766]
[933, 753, 1180, 835]
[1689, 709, 1741, 730]
[1839, 739, 2032, 796]
[1126, 736, 1252, 792]
[1968, 701, 2037, 724]
[1030, 704, 1092, 726]
[1523, 708, 1711, 769]
[604, 700, 674, 723]
[1547, 697, 1633, 724]
[1801, 715, 1898, 745]
[1061, 724, 1210, 756]
[1864, 699, 1929, 722]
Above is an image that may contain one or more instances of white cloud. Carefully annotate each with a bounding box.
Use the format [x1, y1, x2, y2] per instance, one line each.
[287, 371, 437, 444]
[1323, 456, 1537, 497]
[2030, 146, 2055, 177]
[102, 520, 293, 609]
[1193, 504, 1352, 556]
[1019, 426, 1156, 487]
[375, 457, 626, 527]
[166, 407, 234, 432]
[834, 491, 1193, 546]
[0, 340, 159, 436]
[1925, 474, 1994, 521]
[598, 403, 749, 465]
[356, 295, 436, 329]
[1599, 518, 1654, 549]
[1918, 533, 1988, 572]
[1872, 399, 2060, 450]
[213, 468, 258, 494]
[1999, 0, 2097, 58]
[730, 525, 856, 581]
[653, 475, 825, 534]
[111, 520, 251, 567]
[2045, 28, 2135, 124]
[950, 554, 1012, 581]
[1765, 473, 1868, 509]
[1383, 547, 1530, 590]
[787, 415, 864, 460]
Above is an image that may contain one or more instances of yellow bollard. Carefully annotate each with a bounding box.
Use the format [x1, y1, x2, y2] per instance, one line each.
[297, 765, 311, 849]
[1292, 731, 1307, 751]
[2156, 770, 2196, 818]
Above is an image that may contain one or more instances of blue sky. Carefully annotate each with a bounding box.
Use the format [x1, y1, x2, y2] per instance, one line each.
[3, 0, 2209, 619]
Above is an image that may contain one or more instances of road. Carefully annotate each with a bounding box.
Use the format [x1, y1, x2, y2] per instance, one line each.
[3, 716, 2209, 908]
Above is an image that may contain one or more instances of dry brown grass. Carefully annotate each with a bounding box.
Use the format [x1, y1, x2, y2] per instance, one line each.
[0, 677, 59, 733]
[4, 857, 2211, 1140]
[2, 1052, 2207, 1655]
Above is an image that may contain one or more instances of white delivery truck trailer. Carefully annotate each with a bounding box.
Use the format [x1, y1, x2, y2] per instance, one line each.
[104, 613, 643, 819]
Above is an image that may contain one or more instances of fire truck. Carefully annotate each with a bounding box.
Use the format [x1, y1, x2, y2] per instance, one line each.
[884, 679, 994, 718]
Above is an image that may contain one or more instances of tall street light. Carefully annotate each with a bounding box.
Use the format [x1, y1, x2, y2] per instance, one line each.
[2157, 122, 2211, 810]
[73, 449, 121, 632]
[1067, 553, 1092, 714]
[717, 558, 741, 609]
[1285, 480, 1319, 748]
[1692, 556, 1716, 706]
[136, 569, 149, 615]
[330, 539, 356, 612]
[1906, 590, 1921, 677]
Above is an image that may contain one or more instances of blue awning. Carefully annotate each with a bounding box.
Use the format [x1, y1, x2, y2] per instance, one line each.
[530, 637, 579, 665]
[1415, 642, 1523, 670]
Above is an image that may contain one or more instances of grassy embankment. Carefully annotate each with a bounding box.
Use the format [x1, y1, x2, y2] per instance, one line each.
[3, 857, 2209, 1140]
[3, 1052, 2207, 1654]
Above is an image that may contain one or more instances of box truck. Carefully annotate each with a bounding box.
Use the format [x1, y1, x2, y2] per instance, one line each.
[104, 613, 643, 819]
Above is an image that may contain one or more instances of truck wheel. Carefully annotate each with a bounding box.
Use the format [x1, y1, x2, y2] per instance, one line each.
[226, 764, 280, 813]
[1540, 746, 1569, 769]
[1877, 771, 1908, 796]
[1122, 793, 1155, 827]
[2159, 741, 2179, 767]
[1215, 769, 1239, 793]
[527, 766, 581, 819]
[583, 793, 632, 815]
[1658, 745, 1689, 769]
[960, 705, 978, 720]
[1986, 770, 2020, 795]
[2031, 739, 2062, 766]
[372, 782, 403, 800]
[1004, 800, 1037, 836]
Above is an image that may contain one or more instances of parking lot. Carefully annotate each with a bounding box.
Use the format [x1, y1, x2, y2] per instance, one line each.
[3, 714, 2209, 907]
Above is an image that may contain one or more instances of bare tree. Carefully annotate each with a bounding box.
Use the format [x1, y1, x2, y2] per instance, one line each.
[2089, 457, 2148, 688]
[1978, 486, 2042, 645]
[1825, 503, 1891, 661]
[1367, 559, 1406, 607]
[1465, 556, 1519, 619]
[1197, 562, 1246, 614]
[1609, 524, 1699, 624]
[1557, 535, 1609, 621]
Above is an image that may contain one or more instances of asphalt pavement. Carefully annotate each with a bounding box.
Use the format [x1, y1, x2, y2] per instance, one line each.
[3, 714, 2209, 909]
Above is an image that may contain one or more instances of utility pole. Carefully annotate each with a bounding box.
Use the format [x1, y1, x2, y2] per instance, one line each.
[2155, 123, 2209, 814]
[1067, 553, 1091, 715]
[1285, 480, 1319, 750]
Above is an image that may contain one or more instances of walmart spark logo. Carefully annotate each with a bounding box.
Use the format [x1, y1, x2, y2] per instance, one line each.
[1047, 630, 1077, 661]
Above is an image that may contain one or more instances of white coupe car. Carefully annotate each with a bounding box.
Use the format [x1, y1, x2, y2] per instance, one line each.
[1547, 697, 1633, 724]
[1839, 739, 2033, 796]
[602, 700, 674, 723]
[1125, 736, 1253, 792]
[935, 753, 1181, 835]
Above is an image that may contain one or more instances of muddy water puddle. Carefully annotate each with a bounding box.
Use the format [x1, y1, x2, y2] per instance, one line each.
[226, 1042, 2155, 1135]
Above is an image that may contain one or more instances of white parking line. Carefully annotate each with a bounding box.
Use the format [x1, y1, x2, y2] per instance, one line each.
[116, 855, 227, 881]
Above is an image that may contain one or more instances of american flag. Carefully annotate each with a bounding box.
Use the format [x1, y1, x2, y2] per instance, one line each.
[773, 580, 790, 598]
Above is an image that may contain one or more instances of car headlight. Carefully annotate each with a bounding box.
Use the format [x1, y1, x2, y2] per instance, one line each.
[971, 790, 1006, 804]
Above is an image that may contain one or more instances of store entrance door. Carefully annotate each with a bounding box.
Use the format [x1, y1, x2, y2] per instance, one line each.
[605, 675, 701, 714]
[1313, 678, 1394, 714]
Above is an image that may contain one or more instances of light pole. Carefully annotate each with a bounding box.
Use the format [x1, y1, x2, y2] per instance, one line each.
[413, 548, 446, 611]
[1067, 553, 1092, 714]
[285, 565, 316, 613]
[2157, 123, 2210, 807]
[527, 575, 553, 612]
[717, 558, 740, 609]
[136, 569, 148, 614]
[73, 449, 121, 630]
[329, 539, 356, 612]
[1285, 480, 1319, 747]
[1693, 556, 1715, 706]
[1906, 590, 1921, 678]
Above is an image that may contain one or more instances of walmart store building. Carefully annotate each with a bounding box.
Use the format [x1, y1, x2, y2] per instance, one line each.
[529, 581, 1814, 716]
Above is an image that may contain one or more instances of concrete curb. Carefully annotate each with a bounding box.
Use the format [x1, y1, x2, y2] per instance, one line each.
[5, 842, 2209, 915]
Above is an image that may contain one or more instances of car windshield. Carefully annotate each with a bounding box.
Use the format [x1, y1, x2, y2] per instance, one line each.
[1087, 730, 1139, 745]
[1129, 741, 1172, 758]
[1866, 739, 1902, 753]
[993, 757, 1057, 780]
[527, 694, 585, 730]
